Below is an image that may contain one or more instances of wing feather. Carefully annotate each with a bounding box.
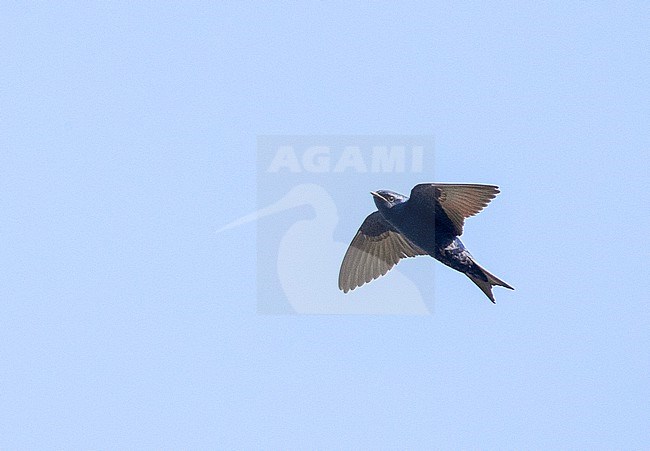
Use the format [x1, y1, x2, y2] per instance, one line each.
[410, 183, 500, 236]
[338, 211, 426, 292]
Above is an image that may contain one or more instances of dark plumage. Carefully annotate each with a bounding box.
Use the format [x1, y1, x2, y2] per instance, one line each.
[338, 183, 513, 303]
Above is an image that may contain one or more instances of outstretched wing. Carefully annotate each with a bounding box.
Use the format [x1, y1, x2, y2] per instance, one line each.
[338, 211, 426, 293]
[410, 183, 500, 236]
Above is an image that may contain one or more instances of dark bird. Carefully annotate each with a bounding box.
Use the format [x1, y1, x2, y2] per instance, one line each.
[338, 183, 513, 303]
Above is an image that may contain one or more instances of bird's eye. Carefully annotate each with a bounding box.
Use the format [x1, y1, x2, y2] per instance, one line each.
[387, 195, 395, 202]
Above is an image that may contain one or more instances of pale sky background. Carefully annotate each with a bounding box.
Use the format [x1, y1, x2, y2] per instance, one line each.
[1, 2, 649, 448]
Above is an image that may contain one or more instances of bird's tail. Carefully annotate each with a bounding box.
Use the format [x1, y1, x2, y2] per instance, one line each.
[467, 262, 514, 304]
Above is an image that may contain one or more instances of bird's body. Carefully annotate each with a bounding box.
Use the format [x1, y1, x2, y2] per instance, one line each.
[338, 183, 513, 303]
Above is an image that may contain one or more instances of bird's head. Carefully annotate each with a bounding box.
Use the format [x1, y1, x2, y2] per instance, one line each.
[371, 190, 407, 211]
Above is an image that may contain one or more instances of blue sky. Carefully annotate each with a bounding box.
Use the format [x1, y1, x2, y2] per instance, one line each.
[1, 2, 649, 448]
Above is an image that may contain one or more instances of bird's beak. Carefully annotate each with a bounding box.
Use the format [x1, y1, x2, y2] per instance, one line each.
[370, 191, 387, 202]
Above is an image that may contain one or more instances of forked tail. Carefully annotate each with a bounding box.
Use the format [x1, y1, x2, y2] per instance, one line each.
[467, 263, 514, 303]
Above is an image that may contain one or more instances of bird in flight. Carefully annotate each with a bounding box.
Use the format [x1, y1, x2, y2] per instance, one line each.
[338, 183, 513, 303]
